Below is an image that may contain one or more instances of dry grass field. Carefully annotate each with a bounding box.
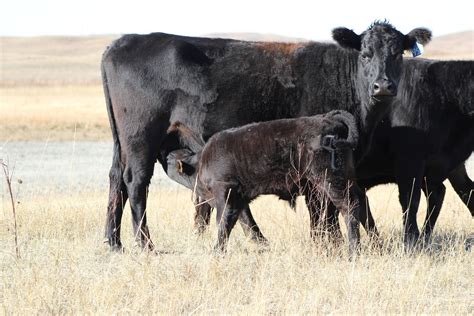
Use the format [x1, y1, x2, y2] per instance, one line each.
[1, 184, 473, 313]
[0, 85, 109, 141]
[0, 31, 473, 313]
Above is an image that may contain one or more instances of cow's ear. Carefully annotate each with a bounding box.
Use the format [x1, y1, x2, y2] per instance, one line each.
[332, 27, 361, 51]
[404, 28, 432, 50]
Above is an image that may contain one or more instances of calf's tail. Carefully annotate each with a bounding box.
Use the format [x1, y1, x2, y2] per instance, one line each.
[167, 122, 205, 153]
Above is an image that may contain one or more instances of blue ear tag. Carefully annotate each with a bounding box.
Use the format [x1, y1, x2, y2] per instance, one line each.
[411, 42, 423, 57]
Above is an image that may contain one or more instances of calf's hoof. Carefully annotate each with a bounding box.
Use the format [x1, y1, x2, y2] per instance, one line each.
[249, 233, 269, 246]
[193, 223, 208, 236]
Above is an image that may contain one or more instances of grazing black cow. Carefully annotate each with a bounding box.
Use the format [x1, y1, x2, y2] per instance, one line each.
[101, 21, 431, 250]
[169, 111, 363, 256]
[330, 59, 474, 246]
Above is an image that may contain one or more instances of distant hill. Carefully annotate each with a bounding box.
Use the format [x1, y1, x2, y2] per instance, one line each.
[422, 31, 473, 60]
[0, 35, 118, 86]
[0, 31, 471, 86]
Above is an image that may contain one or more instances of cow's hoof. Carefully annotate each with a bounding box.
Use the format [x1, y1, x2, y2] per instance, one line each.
[104, 238, 124, 253]
[403, 233, 420, 252]
[133, 240, 155, 252]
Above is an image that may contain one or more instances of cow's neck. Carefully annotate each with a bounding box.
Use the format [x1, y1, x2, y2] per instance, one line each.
[352, 66, 392, 162]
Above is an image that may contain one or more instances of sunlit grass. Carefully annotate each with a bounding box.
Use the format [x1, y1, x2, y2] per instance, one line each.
[1, 184, 472, 313]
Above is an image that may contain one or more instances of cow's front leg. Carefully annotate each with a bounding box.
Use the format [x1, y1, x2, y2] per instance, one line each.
[395, 157, 425, 250]
[420, 182, 446, 245]
[355, 187, 379, 240]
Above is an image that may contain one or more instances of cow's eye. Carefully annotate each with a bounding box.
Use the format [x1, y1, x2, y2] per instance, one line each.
[360, 53, 372, 61]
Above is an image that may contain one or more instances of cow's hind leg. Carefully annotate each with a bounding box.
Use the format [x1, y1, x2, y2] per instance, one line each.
[105, 146, 128, 251]
[420, 182, 446, 244]
[449, 163, 474, 217]
[123, 145, 156, 251]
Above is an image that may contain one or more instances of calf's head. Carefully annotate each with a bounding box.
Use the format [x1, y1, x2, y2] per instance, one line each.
[333, 21, 431, 101]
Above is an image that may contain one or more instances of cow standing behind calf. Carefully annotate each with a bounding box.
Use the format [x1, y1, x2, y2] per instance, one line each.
[316, 59, 474, 247]
[169, 111, 363, 256]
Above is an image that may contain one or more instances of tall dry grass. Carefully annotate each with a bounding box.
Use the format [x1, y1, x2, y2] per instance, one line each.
[1, 183, 472, 313]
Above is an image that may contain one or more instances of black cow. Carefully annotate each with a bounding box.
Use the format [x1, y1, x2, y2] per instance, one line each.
[169, 111, 363, 256]
[193, 59, 474, 248]
[101, 21, 431, 251]
[328, 59, 474, 246]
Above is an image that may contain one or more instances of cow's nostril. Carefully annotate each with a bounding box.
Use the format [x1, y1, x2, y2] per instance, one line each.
[373, 82, 380, 91]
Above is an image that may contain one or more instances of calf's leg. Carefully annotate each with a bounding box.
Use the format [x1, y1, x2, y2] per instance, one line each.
[327, 181, 361, 258]
[305, 192, 325, 240]
[214, 188, 243, 252]
[194, 197, 212, 235]
[238, 205, 268, 244]
[323, 202, 344, 242]
[199, 196, 267, 243]
[315, 188, 378, 243]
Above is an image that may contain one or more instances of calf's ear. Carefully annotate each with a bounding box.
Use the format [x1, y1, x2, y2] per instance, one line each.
[332, 27, 361, 51]
[404, 27, 432, 50]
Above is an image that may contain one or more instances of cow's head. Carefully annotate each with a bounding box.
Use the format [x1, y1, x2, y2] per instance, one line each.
[333, 21, 431, 101]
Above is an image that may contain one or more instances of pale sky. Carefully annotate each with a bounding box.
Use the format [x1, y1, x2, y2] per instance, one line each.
[1, 0, 473, 40]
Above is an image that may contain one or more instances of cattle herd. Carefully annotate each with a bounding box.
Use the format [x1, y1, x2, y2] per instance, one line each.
[100, 21, 473, 255]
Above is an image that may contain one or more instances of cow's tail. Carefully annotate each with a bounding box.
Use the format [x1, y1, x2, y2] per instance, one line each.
[101, 55, 123, 176]
[167, 122, 205, 153]
[329, 110, 359, 149]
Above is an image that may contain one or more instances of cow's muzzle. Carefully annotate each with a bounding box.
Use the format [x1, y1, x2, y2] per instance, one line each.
[372, 78, 397, 97]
